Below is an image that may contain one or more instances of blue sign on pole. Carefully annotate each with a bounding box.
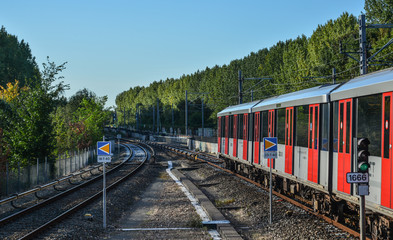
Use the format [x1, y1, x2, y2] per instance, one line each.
[97, 141, 111, 156]
[263, 137, 277, 159]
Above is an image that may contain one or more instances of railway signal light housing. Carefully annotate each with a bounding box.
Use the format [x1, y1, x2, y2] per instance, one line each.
[357, 138, 370, 173]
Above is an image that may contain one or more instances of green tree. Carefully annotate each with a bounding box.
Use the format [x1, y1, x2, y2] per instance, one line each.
[0, 26, 40, 87]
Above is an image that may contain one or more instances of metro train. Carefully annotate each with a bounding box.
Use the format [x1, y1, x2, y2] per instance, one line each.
[217, 67, 393, 239]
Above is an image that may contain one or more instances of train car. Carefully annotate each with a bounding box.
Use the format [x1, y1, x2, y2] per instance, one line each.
[217, 101, 261, 164]
[330, 68, 393, 232]
[251, 84, 338, 192]
[217, 67, 393, 239]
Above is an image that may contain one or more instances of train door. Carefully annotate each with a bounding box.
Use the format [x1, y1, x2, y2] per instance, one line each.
[243, 114, 249, 161]
[285, 107, 294, 174]
[225, 116, 229, 155]
[254, 112, 261, 164]
[218, 117, 221, 153]
[382, 92, 393, 208]
[337, 99, 352, 194]
[233, 115, 238, 157]
[268, 110, 275, 167]
[308, 104, 319, 183]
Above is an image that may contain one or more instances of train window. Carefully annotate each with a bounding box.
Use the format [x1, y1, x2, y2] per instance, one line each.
[249, 113, 254, 141]
[321, 104, 329, 151]
[358, 94, 381, 156]
[333, 102, 338, 152]
[217, 117, 221, 138]
[238, 114, 243, 140]
[277, 108, 286, 144]
[229, 115, 233, 138]
[296, 105, 308, 147]
[262, 111, 269, 138]
[221, 117, 225, 138]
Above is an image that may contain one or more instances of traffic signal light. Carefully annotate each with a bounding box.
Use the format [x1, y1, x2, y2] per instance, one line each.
[357, 138, 370, 173]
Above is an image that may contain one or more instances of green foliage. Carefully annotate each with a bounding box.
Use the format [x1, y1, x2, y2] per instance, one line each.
[365, 0, 393, 24]
[0, 26, 40, 87]
[52, 89, 110, 154]
[0, 27, 110, 170]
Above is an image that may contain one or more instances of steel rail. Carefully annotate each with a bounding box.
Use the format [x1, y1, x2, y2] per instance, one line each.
[18, 140, 150, 240]
[0, 141, 131, 226]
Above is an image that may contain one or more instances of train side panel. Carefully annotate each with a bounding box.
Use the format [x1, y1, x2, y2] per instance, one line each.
[293, 146, 308, 181]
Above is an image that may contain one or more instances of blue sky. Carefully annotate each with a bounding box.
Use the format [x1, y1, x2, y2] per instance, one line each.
[0, 0, 365, 108]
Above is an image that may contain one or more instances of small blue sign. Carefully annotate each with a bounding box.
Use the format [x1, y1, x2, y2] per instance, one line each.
[264, 137, 277, 151]
[263, 137, 277, 159]
[97, 141, 111, 156]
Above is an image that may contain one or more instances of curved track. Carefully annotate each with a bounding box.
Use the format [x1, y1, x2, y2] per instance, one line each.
[0, 140, 152, 240]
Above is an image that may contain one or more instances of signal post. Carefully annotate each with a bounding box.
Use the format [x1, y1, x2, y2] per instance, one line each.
[347, 137, 370, 240]
[97, 140, 112, 229]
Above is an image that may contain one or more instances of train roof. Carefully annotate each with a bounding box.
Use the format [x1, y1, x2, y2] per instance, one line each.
[252, 84, 338, 112]
[331, 67, 393, 101]
[217, 100, 262, 117]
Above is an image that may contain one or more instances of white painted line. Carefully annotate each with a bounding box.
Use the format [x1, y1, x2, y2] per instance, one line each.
[167, 161, 222, 240]
[202, 220, 230, 224]
[121, 228, 194, 231]
[166, 161, 210, 222]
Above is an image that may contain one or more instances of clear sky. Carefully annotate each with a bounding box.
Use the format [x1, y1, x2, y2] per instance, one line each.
[0, 0, 365, 108]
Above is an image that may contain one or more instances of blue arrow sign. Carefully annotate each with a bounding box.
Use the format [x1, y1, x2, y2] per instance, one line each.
[264, 137, 277, 151]
[263, 137, 277, 159]
[97, 141, 111, 156]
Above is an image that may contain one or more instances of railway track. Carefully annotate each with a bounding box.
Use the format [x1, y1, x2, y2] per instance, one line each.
[149, 141, 368, 239]
[0, 140, 152, 240]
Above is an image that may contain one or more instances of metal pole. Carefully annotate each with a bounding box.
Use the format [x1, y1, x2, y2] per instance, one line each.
[44, 157, 47, 182]
[238, 70, 243, 104]
[172, 103, 174, 135]
[251, 89, 254, 102]
[152, 105, 155, 132]
[360, 195, 366, 240]
[18, 161, 20, 192]
[102, 135, 107, 229]
[136, 105, 139, 130]
[103, 162, 106, 229]
[185, 90, 188, 135]
[157, 98, 159, 133]
[202, 96, 204, 138]
[359, 14, 367, 75]
[37, 158, 39, 185]
[332, 68, 336, 84]
[6, 161, 9, 195]
[270, 163, 273, 224]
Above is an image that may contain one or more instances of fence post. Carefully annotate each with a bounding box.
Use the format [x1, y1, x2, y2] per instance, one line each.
[6, 161, 9, 195]
[44, 157, 47, 182]
[37, 158, 39, 185]
[18, 161, 20, 192]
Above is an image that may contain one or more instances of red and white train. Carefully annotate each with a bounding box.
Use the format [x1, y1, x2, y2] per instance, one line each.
[217, 67, 393, 239]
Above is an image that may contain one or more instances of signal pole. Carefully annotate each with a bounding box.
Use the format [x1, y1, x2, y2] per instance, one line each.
[341, 14, 393, 76]
[238, 70, 272, 104]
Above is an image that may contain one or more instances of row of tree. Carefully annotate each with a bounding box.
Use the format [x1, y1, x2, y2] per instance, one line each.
[115, 1, 393, 134]
[0, 27, 111, 169]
